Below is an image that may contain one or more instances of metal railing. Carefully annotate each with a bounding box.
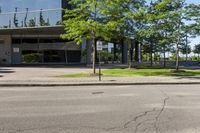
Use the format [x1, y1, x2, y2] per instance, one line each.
[0, 8, 63, 29]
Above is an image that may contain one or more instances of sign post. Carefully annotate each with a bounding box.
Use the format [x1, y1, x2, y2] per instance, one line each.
[97, 41, 103, 81]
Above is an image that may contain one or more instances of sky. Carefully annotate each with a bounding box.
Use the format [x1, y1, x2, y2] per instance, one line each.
[0, 0, 61, 12]
[186, 0, 200, 4]
[186, 0, 200, 50]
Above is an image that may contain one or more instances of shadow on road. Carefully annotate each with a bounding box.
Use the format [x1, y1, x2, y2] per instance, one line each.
[0, 68, 15, 74]
[176, 76, 200, 80]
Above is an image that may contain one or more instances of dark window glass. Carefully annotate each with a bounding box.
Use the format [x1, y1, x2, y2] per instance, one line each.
[0, 40, 5, 44]
[54, 39, 66, 43]
[12, 39, 21, 44]
[39, 38, 68, 43]
[44, 50, 66, 63]
[39, 39, 54, 43]
[22, 50, 43, 63]
[22, 38, 38, 44]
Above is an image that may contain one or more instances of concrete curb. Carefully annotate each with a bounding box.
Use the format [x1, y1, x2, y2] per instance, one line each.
[1, 82, 200, 87]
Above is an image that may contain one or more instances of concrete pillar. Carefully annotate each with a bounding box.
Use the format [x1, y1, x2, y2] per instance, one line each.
[0, 35, 12, 65]
[138, 43, 142, 63]
[130, 40, 135, 62]
[122, 40, 128, 64]
[81, 40, 87, 63]
[86, 39, 92, 65]
[134, 41, 139, 62]
[113, 43, 117, 61]
[12, 43, 21, 65]
[134, 41, 142, 63]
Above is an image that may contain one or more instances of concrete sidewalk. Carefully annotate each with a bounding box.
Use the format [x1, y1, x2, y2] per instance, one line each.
[0, 76, 200, 86]
[0, 66, 200, 86]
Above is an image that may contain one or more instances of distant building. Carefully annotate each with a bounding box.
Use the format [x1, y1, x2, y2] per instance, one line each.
[0, 0, 141, 65]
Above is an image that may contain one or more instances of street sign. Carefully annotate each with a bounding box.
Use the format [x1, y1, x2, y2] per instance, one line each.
[13, 48, 20, 53]
[97, 41, 103, 51]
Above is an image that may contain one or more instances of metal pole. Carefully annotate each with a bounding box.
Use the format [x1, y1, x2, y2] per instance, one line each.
[99, 51, 101, 81]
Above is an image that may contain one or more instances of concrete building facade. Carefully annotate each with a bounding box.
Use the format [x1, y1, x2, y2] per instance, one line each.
[0, 0, 141, 66]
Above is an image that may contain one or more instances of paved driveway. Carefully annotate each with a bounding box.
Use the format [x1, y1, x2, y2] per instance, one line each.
[0, 66, 91, 80]
[0, 85, 200, 133]
[1, 66, 200, 86]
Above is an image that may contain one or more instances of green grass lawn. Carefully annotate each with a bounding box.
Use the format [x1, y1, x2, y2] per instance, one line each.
[57, 68, 200, 78]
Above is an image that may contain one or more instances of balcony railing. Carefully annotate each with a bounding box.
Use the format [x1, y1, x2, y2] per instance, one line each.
[0, 8, 63, 29]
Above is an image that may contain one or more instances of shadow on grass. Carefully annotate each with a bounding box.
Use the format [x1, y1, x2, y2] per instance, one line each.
[103, 68, 200, 77]
[134, 65, 175, 70]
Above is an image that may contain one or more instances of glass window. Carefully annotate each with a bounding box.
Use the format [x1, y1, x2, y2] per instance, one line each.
[0, 40, 4, 44]
[0, 0, 62, 28]
[12, 39, 21, 44]
[22, 38, 38, 44]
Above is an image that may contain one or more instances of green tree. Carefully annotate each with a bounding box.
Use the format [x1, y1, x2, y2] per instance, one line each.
[62, 0, 146, 72]
[185, 4, 200, 35]
[101, 0, 146, 68]
[62, 0, 109, 74]
[193, 44, 200, 60]
[138, 0, 175, 67]
[28, 18, 36, 27]
[180, 43, 191, 60]
[24, 8, 28, 27]
[141, 0, 195, 69]
[171, 0, 192, 71]
[153, 0, 189, 70]
[39, 9, 46, 26]
[14, 7, 19, 27]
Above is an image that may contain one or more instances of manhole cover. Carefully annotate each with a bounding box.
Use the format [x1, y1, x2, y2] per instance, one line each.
[92, 92, 104, 95]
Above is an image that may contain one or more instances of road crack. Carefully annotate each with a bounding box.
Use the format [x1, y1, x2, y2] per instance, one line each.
[111, 88, 170, 133]
[123, 108, 156, 129]
[154, 89, 170, 133]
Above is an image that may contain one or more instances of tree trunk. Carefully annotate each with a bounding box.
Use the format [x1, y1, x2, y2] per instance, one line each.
[146, 54, 148, 61]
[113, 43, 117, 61]
[185, 32, 188, 61]
[128, 40, 133, 69]
[92, 38, 96, 74]
[164, 52, 166, 68]
[163, 45, 166, 68]
[128, 49, 132, 69]
[150, 41, 153, 67]
[176, 42, 179, 71]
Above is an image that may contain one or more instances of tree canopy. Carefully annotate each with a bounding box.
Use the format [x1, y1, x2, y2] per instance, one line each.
[62, 0, 200, 72]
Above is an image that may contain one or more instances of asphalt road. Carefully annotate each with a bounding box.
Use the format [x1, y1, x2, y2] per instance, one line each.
[0, 85, 200, 133]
